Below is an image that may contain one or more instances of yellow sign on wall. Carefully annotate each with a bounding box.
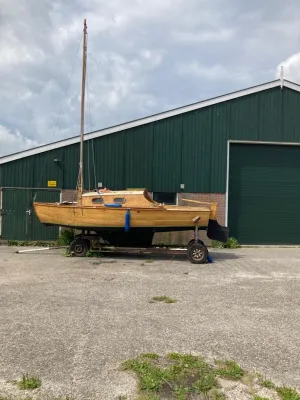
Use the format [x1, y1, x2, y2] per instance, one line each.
[48, 180, 57, 187]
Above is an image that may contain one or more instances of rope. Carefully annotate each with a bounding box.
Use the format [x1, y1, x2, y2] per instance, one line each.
[32, 162, 47, 201]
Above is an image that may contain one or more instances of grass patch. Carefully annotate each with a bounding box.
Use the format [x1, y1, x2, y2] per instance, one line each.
[121, 353, 225, 399]
[141, 353, 160, 360]
[64, 249, 103, 258]
[17, 373, 41, 390]
[57, 229, 75, 246]
[212, 237, 240, 249]
[253, 397, 271, 400]
[0, 398, 33, 400]
[8, 229, 75, 248]
[257, 377, 300, 400]
[260, 379, 276, 389]
[121, 353, 300, 399]
[8, 240, 57, 247]
[151, 296, 177, 304]
[276, 386, 300, 400]
[85, 250, 103, 258]
[214, 359, 244, 380]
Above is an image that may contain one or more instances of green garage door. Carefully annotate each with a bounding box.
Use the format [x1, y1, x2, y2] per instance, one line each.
[228, 144, 300, 245]
[1, 188, 60, 241]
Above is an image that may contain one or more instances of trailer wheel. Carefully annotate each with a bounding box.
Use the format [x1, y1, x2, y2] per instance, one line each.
[187, 243, 208, 264]
[188, 239, 205, 247]
[69, 238, 89, 257]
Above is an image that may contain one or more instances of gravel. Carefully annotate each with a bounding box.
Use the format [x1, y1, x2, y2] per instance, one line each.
[0, 245, 300, 399]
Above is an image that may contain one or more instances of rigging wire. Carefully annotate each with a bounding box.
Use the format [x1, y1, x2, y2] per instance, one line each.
[88, 133, 91, 191]
[92, 139, 97, 190]
[32, 35, 83, 204]
[86, 33, 97, 190]
[32, 162, 47, 202]
[86, 33, 91, 191]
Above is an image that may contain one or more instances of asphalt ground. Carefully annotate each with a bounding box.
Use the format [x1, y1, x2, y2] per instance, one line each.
[0, 245, 300, 399]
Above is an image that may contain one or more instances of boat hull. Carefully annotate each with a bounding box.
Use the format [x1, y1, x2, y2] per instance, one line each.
[33, 202, 229, 246]
[33, 202, 211, 230]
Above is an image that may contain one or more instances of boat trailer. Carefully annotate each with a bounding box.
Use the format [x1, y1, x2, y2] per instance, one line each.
[68, 216, 229, 264]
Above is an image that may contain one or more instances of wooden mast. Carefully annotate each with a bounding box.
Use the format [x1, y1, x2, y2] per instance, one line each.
[77, 18, 87, 204]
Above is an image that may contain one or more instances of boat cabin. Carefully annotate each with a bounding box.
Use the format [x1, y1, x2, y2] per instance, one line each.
[81, 189, 163, 208]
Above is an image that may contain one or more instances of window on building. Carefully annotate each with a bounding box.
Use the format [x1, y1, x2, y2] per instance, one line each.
[152, 192, 177, 205]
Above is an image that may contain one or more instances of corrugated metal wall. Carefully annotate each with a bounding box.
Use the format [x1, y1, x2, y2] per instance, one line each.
[1, 86, 300, 193]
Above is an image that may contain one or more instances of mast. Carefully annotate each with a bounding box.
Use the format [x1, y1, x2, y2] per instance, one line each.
[77, 18, 87, 203]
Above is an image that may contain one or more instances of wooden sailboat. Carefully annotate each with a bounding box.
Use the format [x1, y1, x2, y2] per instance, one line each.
[33, 19, 229, 249]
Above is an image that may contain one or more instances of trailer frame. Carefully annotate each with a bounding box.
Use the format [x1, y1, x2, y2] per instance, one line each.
[68, 224, 211, 264]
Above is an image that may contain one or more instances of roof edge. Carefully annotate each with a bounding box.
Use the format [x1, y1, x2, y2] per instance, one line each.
[1, 78, 299, 165]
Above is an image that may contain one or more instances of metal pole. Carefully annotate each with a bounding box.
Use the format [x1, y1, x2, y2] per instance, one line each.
[77, 19, 87, 203]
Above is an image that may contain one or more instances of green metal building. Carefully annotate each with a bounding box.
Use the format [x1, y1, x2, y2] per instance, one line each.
[1, 78, 300, 245]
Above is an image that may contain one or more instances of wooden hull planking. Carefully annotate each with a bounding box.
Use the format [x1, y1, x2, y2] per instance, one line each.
[33, 202, 212, 230]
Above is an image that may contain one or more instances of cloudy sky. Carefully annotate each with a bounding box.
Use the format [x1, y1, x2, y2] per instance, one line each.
[1, 0, 300, 157]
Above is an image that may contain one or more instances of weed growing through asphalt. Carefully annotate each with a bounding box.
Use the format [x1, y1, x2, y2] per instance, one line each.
[151, 296, 177, 304]
[121, 353, 226, 399]
[0, 398, 33, 400]
[256, 376, 300, 400]
[17, 373, 41, 390]
[276, 386, 300, 400]
[260, 379, 276, 389]
[85, 250, 103, 258]
[141, 353, 160, 360]
[121, 353, 300, 399]
[212, 237, 240, 249]
[57, 229, 75, 246]
[214, 359, 244, 380]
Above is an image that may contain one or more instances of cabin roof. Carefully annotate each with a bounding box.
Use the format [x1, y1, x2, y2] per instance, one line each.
[1, 78, 299, 165]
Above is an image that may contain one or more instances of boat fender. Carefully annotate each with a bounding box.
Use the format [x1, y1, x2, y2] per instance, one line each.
[125, 209, 130, 232]
[104, 203, 122, 208]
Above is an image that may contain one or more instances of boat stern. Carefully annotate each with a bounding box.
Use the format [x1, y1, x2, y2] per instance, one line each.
[207, 219, 229, 243]
[207, 202, 229, 243]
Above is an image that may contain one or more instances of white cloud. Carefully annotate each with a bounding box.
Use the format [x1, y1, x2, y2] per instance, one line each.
[276, 53, 300, 84]
[0, 125, 39, 156]
[177, 62, 252, 84]
[140, 49, 164, 68]
[1, 0, 300, 157]
[172, 29, 235, 44]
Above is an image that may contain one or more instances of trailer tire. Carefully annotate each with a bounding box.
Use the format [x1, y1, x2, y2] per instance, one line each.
[69, 238, 89, 257]
[188, 239, 205, 247]
[187, 243, 208, 264]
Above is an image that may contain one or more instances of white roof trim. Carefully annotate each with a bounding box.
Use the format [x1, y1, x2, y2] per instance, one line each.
[1, 78, 299, 165]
